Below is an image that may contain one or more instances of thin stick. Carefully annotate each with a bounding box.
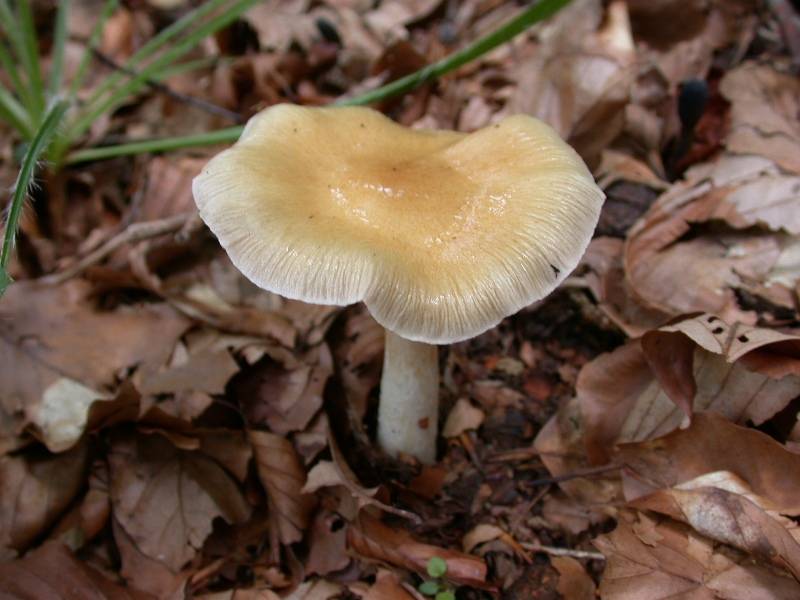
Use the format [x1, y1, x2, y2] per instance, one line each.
[90, 48, 242, 123]
[520, 542, 605, 561]
[528, 463, 621, 487]
[64, 0, 574, 164]
[40, 213, 195, 285]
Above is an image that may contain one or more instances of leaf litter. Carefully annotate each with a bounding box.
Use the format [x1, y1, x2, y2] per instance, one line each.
[1, 0, 800, 598]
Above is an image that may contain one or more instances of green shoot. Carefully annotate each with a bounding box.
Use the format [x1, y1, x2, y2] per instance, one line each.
[419, 556, 454, 599]
[64, 0, 574, 163]
[47, 0, 70, 96]
[0, 99, 69, 297]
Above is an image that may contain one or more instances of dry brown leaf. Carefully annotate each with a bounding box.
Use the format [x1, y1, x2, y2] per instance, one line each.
[0, 281, 188, 451]
[52, 460, 110, 551]
[442, 398, 485, 438]
[109, 433, 251, 571]
[595, 511, 800, 599]
[551, 556, 596, 600]
[0, 541, 154, 599]
[333, 307, 384, 422]
[508, 0, 635, 162]
[249, 430, 315, 545]
[347, 512, 489, 589]
[239, 345, 332, 435]
[305, 510, 349, 576]
[617, 412, 800, 515]
[629, 478, 800, 578]
[720, 62, 800, 175]
[624, 155, 800, 320]
[0, 443, 88, 558]
[580, 237, 669, 337]
[365, 0, 443, 41]
[360, 570, 418, 600]
[113, 519, 190, 600]
[579, 315, 800, 463]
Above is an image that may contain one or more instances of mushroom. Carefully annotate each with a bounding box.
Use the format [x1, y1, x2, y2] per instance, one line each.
[193, 104, 604, 464]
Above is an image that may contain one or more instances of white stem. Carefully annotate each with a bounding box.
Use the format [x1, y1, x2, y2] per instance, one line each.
[377, 330, 439, 464]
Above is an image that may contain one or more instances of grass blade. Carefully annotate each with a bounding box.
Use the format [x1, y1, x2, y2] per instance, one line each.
[67, 0, 259, 145]
[65, 127, 243, 164]
[0, 99, 68, 297]
[64, 0, 573, 163]
[47, 0, 71, 96]
[15, 0, 47, 120]
[0, 0, 39, 111]
[0, 85, 34, 137]
[80, 0, 229, 112]
[0, 39, 30, 110]
[68, 0, 119, 99]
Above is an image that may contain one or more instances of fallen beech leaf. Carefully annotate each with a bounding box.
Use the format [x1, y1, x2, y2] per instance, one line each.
[509, 0, 635, 162]
[238, 345, 332, 435]
[579, 315, 800, 463]
[333, 307, 384, 422]
[36, 378, 112, 452]
[595, 512, 800, 599]
[0, 281, 188, 448]
[624, 154, 800, 320]
[52, 460, 110, 551]
[361, 569, 417, 600]
[109, 433, 251, 571]
[462, 524, 504, 554]
[629, 477, 800, 578]
[347, 512, 489, 589]
[442, 398, 485, 438]
[250, 430, 315, 545]
[720, 62, 800, 175]
[0, 443, 88, 557]
[198, 430, 253, 483]
[551, 556, 596, 600]
[617, 413, 800, 514]
[580, 237, 669, 337]
[0, 541, 153, 599]
[137, 348, 239, 397]
[113, 519, 189, 600]
[305, 510, 349, 576]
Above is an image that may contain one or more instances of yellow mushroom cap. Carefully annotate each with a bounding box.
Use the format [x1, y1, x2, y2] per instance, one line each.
[193, 105, 604, 344]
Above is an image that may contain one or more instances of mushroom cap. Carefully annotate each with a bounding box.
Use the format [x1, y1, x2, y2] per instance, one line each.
[193, 105, 604, 344]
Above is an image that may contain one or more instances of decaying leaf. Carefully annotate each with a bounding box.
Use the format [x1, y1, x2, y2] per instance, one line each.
[0, 541, 154, 599]
[347, 512, 489, 589]
[578, 314, 800, 462]
[0, 281, 188, 450]
[629, 477, 800, 578]
[109, 433, 251, 571]
[720, 62, 800, 175]
[238, 345, 332, 435]
[551, 556, 596, 600]
[595, 511, 800, 599]
[250, 430, 315, 545]
[624, 154, 800, 321]
[617, 413, 800, 515]
[442, 398, 485, 438]
[0, 443, 88, 558]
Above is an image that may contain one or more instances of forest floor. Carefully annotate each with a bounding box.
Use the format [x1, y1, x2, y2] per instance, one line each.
[1, 0, 800, 598]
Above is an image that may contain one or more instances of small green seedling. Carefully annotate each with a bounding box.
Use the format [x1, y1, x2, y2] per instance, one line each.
[418, 557, 456, 600]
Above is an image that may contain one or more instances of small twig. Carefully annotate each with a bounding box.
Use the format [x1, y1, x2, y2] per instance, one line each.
[520, 542, 605, 561]
[90, 48, 243, 123]
[528, 463, 621, 487]
[40, 213, 197, 285]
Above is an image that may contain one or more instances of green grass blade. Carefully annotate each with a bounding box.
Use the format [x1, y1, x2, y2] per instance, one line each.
[0, 39, 30, 107]
[80, 0, 229, 112]
[338, 0, 573, 106]
[69, 0, 259, 143]
[66, 0, 257, 146]
[65, 126, 243, 164]
[0, 85, 34, 137]
[47, 0, 71, 96]
[0, 0, 39, 110]
[67, 0, 119, 99]
[65, 0, 573, 162]
[15, 0, 46, 119]
[0, 99, 68, 297]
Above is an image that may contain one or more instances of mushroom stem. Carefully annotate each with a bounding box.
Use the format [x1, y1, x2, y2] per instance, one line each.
[377, 330, 439, 464]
